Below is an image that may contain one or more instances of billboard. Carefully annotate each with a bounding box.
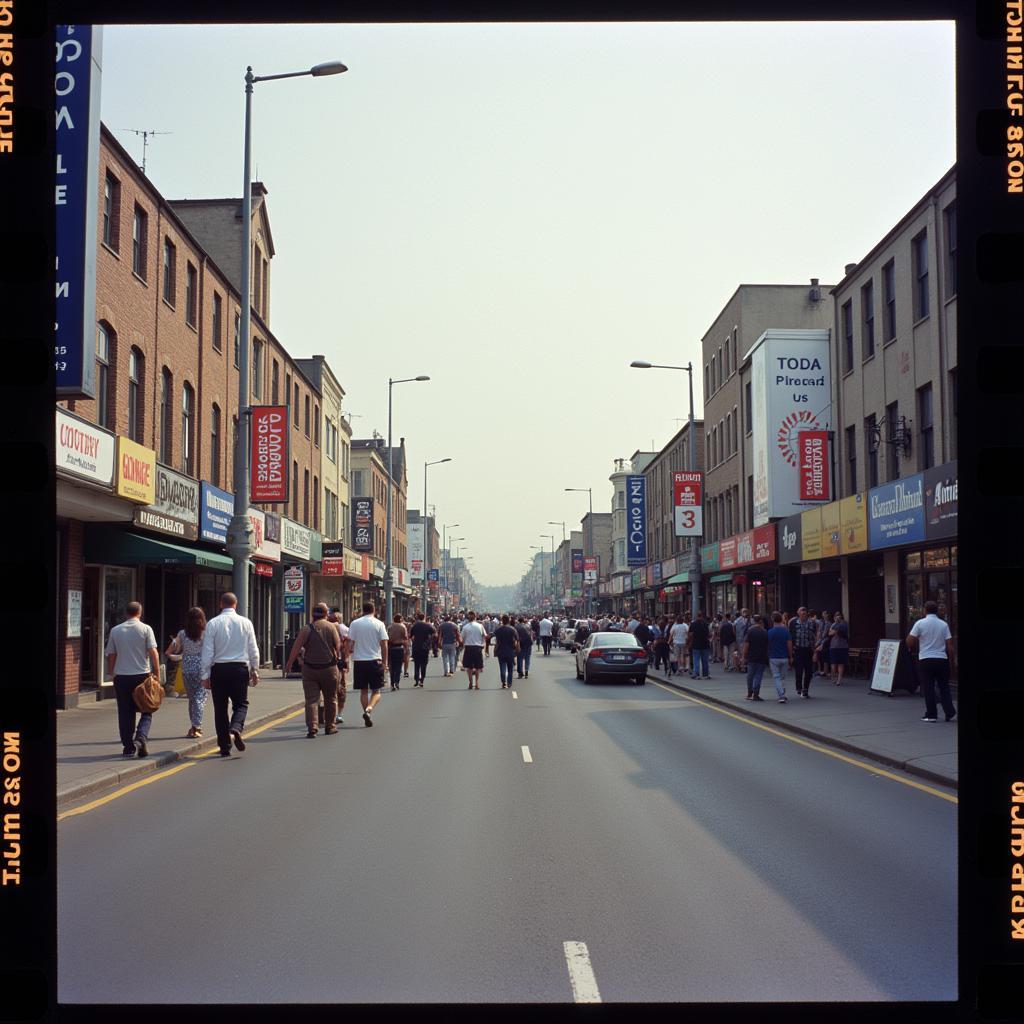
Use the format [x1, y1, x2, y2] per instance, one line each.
[797, 430, 830, 501]
[626, 475, 647, 566]
[571, 548, 584, 573]
[923, 461, 957, 540]
[673, 471, 703, 537]
[583, 556, 598, 583]
[409, 522, 424, 577]
[750, 329, 832, 525]
[352, 497, 374, 552]
[868, 474, 926, 549]
[250, 406, 289, 503]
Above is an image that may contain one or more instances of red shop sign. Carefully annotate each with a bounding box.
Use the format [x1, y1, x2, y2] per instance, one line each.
[253, 561, 274, 577]
[798, 430, 830, 501]
[250, 406, 289, 503]
[719, 537, 738, 569]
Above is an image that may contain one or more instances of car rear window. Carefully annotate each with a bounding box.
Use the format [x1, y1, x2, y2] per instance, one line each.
[591, 633, 640, 647]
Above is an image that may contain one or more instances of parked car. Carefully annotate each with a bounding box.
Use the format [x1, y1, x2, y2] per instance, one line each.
[575, 632, 648, 684]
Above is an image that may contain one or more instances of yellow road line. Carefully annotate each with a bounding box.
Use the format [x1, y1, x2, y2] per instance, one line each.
[650, 679, 957, 804]
[58, 709, 306, 821]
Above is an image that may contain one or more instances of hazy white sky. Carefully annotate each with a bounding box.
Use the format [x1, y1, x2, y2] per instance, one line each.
[99, 21, 955, 586]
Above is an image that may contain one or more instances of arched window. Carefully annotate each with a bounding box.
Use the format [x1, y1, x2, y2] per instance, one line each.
[128, 346, 144, 443]
[181, 382, 195, 476]
[160, 368, 173, 464]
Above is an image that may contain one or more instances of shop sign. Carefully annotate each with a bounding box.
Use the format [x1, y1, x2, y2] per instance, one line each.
[428, 568, 439, 582]
[801, 507, 822, 561]
[869, 639, 901, 694]
[254, 561, 274, 577]
[250, 406, 289, 503]
[583, 556, 598, 584]
[839, 493, 868, 554]
[673, 471, 703, 536]
[626, 476, 647, 566]
[283, 565, 305, 614]
[661, 556, 677, 578]
[115, 437, 156, 505]
[797, 430, 830, 501]
[343, 551, 364, 578]
[736, 524, 776, 566]
[800, 560, 821, 575]
[55, 25, 103, 399]
[778, 513, 803, 565]
[701, 542, 720, 573]
[924, 461, 957, 540]
[200, 482, 234, 543]
[409, 522, 424, 577]
[750, 329, 832, 525]
[67, 589, 82, 638]
[247, 506, 281, 563]
[281, 517, 313, 560]
[321, 541, 344, 577]
[572, 549, 584, 573]
[352, 497, 374, 552]
[868, 473, 926, 549]
[631, 568, 644, 591]
[56, 408, 115, 487]
[719, 537, 737, 570]
[651, 561, 661, 585]
[820, 501, 841, 558]
[134, 464, 199, 540]
[265, 512, 281, 544]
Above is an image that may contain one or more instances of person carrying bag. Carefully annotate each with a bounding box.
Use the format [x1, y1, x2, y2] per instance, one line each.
[166, 607, 209, 738]
[105, 600, 162, 758]
[285, 603, 343, 738]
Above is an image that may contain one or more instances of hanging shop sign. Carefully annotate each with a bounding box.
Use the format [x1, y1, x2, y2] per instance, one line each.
[778, 512, 803, 565]
[749, 329, 832, 525]
[200, 482, 233, 543]
[281, 517, 314, 560]
[254, 561, 274, 577]
[923, 461, 958, 540]
[839, 493, 868, 554]
[321, 541, 344, 577]
[867, 473, 926, 549]
[283, 565, 305, 614]
[409, 522, 424, 578]
[247, 506, 281, 563]
[701, 542, 720, 573]
[249, 406, 289, 503]
[673, 471, 703, 536]
[55, 25, 103, 399]
[114, 437, 156, 505]
[56, 408, 115, 487]
[352, 497, 374, 552]
[133, 464, 199, 540]
[428, 568, 440, 582]
[801, 506, 822, 561]
[583, 556, 599, 584]
[626, 476, 647, 566]
[819, 501, 841, 558]
[571, 549, 584, 573]
[797, 430, 830, 501]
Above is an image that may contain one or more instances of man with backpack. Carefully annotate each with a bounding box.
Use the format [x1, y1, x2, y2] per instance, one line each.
[286, 602, 343, 738]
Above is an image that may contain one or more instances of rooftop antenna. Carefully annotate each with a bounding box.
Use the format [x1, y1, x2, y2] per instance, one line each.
[117, 128, 173, 176]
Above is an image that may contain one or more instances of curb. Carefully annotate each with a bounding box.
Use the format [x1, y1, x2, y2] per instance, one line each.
[57, 700, 307, 809]
[646, 669, 957, 791]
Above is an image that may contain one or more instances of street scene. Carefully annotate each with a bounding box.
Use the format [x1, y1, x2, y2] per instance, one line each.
[54, 21, 956, 1004]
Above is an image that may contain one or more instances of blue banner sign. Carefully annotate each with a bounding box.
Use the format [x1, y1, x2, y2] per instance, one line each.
[428, 568, 439, 582]
[200, 481, 234, 544]
[626, 475, 647, 566]
[867, 473, 926, 549]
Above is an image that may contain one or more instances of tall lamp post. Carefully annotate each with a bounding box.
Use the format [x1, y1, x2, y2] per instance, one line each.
[228, 59, 347, 618]
[384, 375, 430, 623]
[451, 538, 465, 608]
[422, 458, 452, 614]
[630, 359, 702, 618]
[541, 533, 555, 608]
[443, 523, 459, 612]
[564, 488, 593, 614]
[548, 521, 566, 543]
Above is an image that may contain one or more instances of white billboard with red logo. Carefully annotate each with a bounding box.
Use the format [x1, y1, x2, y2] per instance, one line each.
[672, 471, 703, 537]
[250, 405, 289, 503]
[749, 329, 832, 526]
[797, 430, 830, 501]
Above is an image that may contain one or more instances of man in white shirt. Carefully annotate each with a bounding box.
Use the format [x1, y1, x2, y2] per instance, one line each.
[200, 592, 261, 757]
[460, 611, 487, 689]
[668, 615, 690, 677]
[105, 601, 161, 758]
[907, 600, 956, 723]
[538, 616, 554, 656]
[348, 601, 390, 726]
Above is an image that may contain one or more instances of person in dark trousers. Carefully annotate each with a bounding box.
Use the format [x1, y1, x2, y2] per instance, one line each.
[742, 614, 773, 701]
[689, 612, 711, 679]
[386, 614, 409, 690]
[788, 606, 817, 698]
[439, 614, 460, 677]
[515, 616, 534, 678]
[719, 614, 736, 671]
[105, 601, 161, 758]
[907, 600, 957, 722]
[285, 602, 342, 738]
[409, 612, 436, 687]
[200, 592, 260, 757]
[490, 613, 520, 688]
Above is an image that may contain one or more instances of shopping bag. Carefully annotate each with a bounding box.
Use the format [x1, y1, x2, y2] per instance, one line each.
[172, 661, 185, 696]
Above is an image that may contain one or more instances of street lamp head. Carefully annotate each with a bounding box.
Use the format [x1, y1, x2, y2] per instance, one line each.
[311, 61, 348, 76]
[630, 360, 652, 369]
[439, 457, 452, 463]
[415, 375, 431, 382]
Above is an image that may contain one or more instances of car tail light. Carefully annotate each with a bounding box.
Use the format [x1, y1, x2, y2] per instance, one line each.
[588, 649, 604, 659]
[628, 649, 646, 658]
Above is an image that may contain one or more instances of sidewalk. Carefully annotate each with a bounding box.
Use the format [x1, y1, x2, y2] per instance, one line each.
[645, 657, 957, 789]
[57, 676, 308, 808]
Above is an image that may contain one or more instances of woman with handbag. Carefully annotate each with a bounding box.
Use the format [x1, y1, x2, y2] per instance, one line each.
[166, 607, 208, 739]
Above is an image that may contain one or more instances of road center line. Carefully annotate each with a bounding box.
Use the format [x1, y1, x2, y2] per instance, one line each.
[563, 941, 602, 1003]
[511, 691, 518, 699]
[521, 745, 533, 763]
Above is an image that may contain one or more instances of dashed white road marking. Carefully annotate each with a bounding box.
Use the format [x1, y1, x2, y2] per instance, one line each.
[521, 745, 533, 763]
[563, 941, 602, 1003]
[511, 690, 518, 699]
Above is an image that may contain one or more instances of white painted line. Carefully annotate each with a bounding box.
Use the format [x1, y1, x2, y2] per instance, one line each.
[521, 745, 533, 763]
[511, 690, 518, 699]
[563, 941, 602, 1003]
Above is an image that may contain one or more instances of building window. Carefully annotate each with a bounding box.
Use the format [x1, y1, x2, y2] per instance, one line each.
[253, 251, 261, 315]
[103, 172, 120, 251]
[212, 293, 223, 352]
[846, 425, 857, 494]
[324, 487, 335, 538]
[724, 413, 731, 456]
[162, 237, 176, 306]
[160, 368, 173, 464]
[128, 346, 143, 443]
[718, 419, 724, 465]
[704, 363, 710, 399]
[314, 404, 320, 447]
[182, 382, 195, 476]
[841, 300, 854, 373]
[185, 262, 197, 327]
[325, 416, 336, 462]
[313, 475, 319, 530]
[294, 384, 299, 426]
[292, 460, 299, 513]
[261, 257, 269, 318]
[285, 373, 292, 419]
[717, 346, 723, 388]
[861, 279, 875, 360]
[912, 230, 929, 320]
[949, 367, 958, 458]
[725, 490, 733, 536]
[252, 339, 263, 399]
[744, 381, 752, 434]
[886, 401, 900, 480]
[883, 259, 896, 342]
[710, 355, 716, 395]
[918, 383, 934, 470]
[865, 414, 878, 488]
[211, 403, 221, 487]
[271, 360, 279, 405]
[304, 395, 310, 437]
[731, 406, 738, 454]
[733, 484, 740, 531]
[747, 475, 754, 529]
[233, 313, 240, 368]
[303, 468, 310, 525]
[944, 200, 957, 297]
[94, 323, 111, 428]
[132, 205, 147, 278]
[724, 339, 730, 379]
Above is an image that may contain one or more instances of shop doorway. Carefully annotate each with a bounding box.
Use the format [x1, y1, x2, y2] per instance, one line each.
[80, 566, 102, 686]
[847, 554, 885, 648]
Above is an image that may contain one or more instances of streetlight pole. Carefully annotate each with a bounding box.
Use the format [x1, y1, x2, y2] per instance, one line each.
[630, 359, 702, 619]
[422, 459, 451, 615]
[227, 59, 347, 619]
[384, 375, 430, 623]
[541, 533, 555, 609]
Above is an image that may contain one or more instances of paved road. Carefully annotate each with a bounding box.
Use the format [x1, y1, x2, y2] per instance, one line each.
[58, 644, 956, 1003]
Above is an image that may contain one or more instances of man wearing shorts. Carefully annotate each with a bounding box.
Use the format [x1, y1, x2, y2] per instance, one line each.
[460, 610, 487, 690]
[348, 601, 389, 726]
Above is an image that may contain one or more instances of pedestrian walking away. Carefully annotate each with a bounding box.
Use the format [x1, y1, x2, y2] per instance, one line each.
[409, 612, 436, 686]
[490, 614, 520, 688]
[514, 617, 533, 678]
[689, 612, 711, 679]
[460, 611, 487, 689]
[732, 608, 750, 671]
[285, 602, 343, 738]
[349, 601, 390, 726]
[165, 606, 208, 739]
[719, 614, 737, 672]
[788, 606, 816, 698]
[200, 592, 261, 757]
[668, 615, 689, 677]
[766, 611, 793, 700]
[106, 600, 161, 758]
[386, 614, 409, 690]
[328, 609, 351, 724]
[828, 612, 850, 686]
[742, 614, 775, 701]
[907, 600, 957, 723]
[439, 614, 460, 677]
[538, 614, 554, 655]
[816, 610, 834, 678]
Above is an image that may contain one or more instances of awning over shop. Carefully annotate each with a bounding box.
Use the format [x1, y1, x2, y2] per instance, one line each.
[664, 571, 691, 585]
[709, 572, 735, 583]
[85, 527, 234, 571]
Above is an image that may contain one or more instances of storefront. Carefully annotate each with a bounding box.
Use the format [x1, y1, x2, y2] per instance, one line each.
[279, 515, 323, 640]
[701, 524, 777, 617]
[343, 550, 370, 621]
